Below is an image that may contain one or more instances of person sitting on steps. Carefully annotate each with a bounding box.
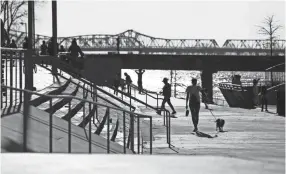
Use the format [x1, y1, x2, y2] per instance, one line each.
[157, 78, 176, 115]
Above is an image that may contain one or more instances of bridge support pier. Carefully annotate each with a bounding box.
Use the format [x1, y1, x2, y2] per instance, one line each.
[201, 70, 215, 103]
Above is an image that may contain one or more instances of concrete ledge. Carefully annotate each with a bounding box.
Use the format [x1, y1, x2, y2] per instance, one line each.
[1, 154, 284, 174]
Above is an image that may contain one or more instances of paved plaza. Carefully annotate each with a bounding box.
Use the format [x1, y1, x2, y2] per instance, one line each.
[140, 104, 285, 173]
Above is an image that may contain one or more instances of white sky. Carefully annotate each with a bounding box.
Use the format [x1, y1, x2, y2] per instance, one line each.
[33, 0, 285, 45]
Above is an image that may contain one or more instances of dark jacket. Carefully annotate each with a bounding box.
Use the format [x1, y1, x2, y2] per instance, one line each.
[163, 83, 171, 98]
[68, 44, 84, 57]
[23, 41, 28, 49]
[40, 44, 48, 55]
[9, 42, 17, 48]
[114, 78, 120, 87]
[125, 75, 132, 84]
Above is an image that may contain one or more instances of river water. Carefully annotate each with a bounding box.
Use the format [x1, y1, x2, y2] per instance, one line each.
[121, 69, 265, 99]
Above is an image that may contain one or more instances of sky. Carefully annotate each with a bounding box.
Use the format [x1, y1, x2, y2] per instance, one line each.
[32, 0, 285, 46]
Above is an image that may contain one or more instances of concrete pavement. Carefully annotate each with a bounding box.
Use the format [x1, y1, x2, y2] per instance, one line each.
[140, 103, 285, 173]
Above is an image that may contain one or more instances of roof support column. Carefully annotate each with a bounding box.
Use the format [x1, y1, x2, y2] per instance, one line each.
[52, 1, 58, 78]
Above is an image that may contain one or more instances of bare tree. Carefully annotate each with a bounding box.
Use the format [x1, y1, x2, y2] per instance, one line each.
[0, 0, 45, 41]
[257, 15, 283, 56]
[1, 1, 28, 38]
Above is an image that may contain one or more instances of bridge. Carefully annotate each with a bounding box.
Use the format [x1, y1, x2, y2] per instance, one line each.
[9, 29, 286, 56]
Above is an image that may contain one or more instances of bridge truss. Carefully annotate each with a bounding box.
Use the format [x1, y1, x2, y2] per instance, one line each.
[8, 29, 286, 56]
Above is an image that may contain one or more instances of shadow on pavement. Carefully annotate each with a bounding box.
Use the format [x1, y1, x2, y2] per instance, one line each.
[1, 137, 34, 152]
[194, 131, 218, 138]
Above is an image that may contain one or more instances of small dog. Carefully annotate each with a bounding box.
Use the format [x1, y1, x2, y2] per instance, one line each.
[216, 119, 225, 132]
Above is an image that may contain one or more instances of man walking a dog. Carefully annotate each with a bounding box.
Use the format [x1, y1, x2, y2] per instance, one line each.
[186, 78, 204, 132]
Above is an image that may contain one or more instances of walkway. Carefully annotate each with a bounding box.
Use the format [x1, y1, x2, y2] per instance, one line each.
[140, 103, 285, 173]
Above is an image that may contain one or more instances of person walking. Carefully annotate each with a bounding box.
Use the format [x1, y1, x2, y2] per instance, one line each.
[186, 78, 205, 132]
[156, 78, 176, 115]
[135, 69, 145, 94]
[260, 86, 268, 112]
[113, 74, 120, 96]
[124, 73, 132, 94]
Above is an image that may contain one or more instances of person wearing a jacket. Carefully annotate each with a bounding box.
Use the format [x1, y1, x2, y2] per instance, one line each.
[124, 73, 132, 94]
[157, 78, 176, 115]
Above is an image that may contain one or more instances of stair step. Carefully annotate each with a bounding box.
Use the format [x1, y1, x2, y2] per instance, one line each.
[62, 101, 85, 121]
[30, 79, 71, 107]
[44, 85, 79, 114]
[78, 105, 97, 128]
[94, 108, 109, 135]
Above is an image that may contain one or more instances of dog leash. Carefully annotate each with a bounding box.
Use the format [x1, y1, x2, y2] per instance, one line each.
[205, 104, 217, 121]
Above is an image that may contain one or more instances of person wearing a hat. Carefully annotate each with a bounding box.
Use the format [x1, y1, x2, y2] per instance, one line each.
[156, 78, 176, 115]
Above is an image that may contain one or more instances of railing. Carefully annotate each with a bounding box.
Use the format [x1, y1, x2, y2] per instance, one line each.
[1, 48, 25, 108]
[47, 59, 172, 149]
[265, 63, 285, 87]
[157, 108, 172, 148]
[36, 59, 136, 111]
[39, 55, 173, 150]
[2, 85, 153, 154]
[1, 48, 173, 153]
[117, 79, 164, 109]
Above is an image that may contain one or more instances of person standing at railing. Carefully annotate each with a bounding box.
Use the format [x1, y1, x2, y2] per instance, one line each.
[22, 37, 28, 49]
[259, 86, 268, 112]
[68, 38, 85, 71]
[135, 69, 145, 94]
[40, 40, 48, 65]
[40, 41, 48, 55]
[185, 78, 205, 132]
[113, 74, 120, 96]
[124, 72, 132, 94]
[59, 45, 65, 53]
[58, 45, 68, 63]
[120, 78, 126, 92]
[157, 78, 176, 115]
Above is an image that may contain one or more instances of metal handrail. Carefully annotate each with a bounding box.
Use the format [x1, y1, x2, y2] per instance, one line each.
[265, 63, 285, 71]
[37, 62, 136, 111]
[2, 85, 153, 154]
[118, 79, 164, 109]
